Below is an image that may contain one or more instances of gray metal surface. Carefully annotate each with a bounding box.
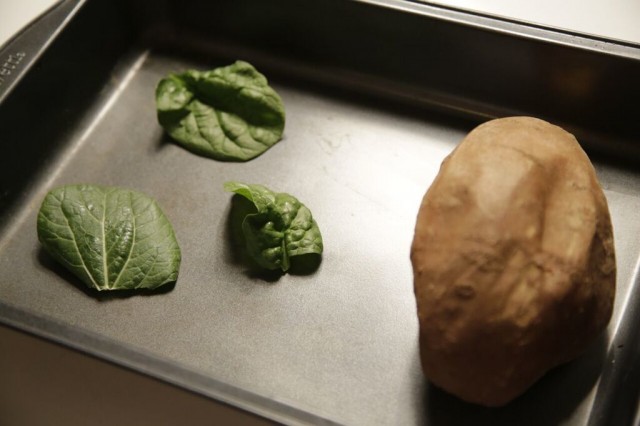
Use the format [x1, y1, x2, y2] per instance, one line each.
[1, 0, 639, 425]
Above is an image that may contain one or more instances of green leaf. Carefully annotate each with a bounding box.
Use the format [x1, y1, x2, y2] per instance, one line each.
[224, 182, 323, 272]
[156, 61, 285, 161]
[37, 185, 181, 291]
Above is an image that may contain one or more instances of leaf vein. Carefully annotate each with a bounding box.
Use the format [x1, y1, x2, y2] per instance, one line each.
[58, 193, 101, 289]
[111, 191, 137, 289]
[101, 191, 109, 289]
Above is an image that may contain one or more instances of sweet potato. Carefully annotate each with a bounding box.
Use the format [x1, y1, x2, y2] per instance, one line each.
[411, 116, 615, 406]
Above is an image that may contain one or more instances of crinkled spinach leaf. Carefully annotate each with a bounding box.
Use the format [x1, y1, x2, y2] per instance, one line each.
[37, 184, 181, 291]
[156, 61, 285, 161]
[224, 182, 323, 272]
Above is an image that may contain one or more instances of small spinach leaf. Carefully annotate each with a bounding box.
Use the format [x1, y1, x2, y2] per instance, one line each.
[156, 61, 285, 161]
[224, 182, 323, 272]
[37, 184, 181, 291]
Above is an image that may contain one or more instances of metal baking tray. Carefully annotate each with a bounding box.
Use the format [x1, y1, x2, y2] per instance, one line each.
[1, 0, 639, 424]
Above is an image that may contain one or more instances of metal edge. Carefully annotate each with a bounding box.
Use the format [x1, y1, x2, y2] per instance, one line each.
[0, 0, 86, 104]
[357, 0, 640, 60]
[587, 256, 640, 426]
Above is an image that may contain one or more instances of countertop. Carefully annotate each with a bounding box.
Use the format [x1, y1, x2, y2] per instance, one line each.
[0, 0, 58, 48]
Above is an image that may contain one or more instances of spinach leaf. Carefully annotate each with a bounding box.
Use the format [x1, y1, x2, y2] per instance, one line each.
[156, 61, 285, 161]
[224, 182, 323, 272]
[37, 185, 181, 291]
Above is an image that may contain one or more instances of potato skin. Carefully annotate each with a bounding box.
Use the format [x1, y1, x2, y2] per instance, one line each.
[411, 117, 615, 406]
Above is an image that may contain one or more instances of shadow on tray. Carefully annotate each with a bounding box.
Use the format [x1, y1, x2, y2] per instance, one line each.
[154, 131, 177, 153]
[36, 248, 176, 300]
[423, 332, 609, 426]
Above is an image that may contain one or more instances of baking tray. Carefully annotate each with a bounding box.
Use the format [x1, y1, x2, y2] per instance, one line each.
[1, 0, 639, 424]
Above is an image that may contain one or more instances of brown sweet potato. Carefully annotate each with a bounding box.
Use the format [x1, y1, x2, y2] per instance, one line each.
[411, 116, 615, 406]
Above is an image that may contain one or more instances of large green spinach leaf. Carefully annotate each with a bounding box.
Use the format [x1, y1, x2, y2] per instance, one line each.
[224, 182, 323, 272]
[37, 185, 181, 291]
[156, 61, 285, 161]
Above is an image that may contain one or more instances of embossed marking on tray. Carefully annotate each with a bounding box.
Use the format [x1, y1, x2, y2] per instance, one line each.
[0, 52, 27, 87]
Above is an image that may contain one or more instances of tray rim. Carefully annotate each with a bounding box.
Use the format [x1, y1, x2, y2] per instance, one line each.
[365, 0, 640, 59]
